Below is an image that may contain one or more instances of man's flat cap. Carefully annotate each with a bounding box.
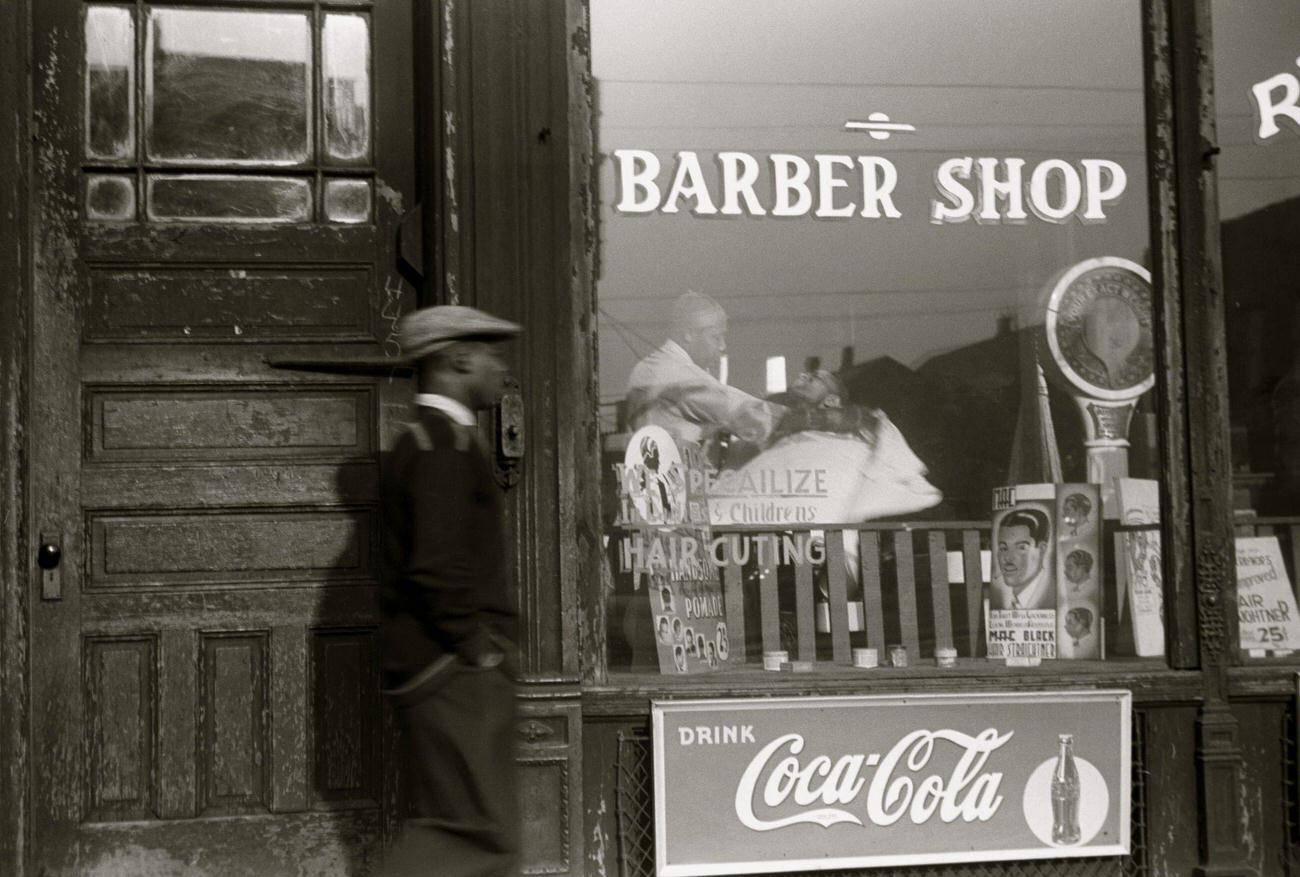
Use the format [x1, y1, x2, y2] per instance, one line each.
[397, 305, 522, 360]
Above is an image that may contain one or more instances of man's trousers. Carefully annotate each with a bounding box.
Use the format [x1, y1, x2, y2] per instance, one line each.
[382, 661, 519, 877]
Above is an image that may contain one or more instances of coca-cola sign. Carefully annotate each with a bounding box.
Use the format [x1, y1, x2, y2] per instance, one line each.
[652, 691, 1130, 875]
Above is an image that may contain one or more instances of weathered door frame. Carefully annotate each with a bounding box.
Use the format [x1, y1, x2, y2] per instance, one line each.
[413, 1, 590, 872]
[1, 0, 32, 873]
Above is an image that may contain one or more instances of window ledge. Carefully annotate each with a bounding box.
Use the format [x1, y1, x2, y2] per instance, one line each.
[582, 658, 1201, 717]
[1228, 662, 1300, 699]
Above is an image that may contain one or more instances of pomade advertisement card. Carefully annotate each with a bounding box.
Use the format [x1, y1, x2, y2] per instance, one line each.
[1056, 484, 1102, 659]
[614, 426, 731, 675]
[989, 484, 1058, 660]
[1115, 478, 1164, 658]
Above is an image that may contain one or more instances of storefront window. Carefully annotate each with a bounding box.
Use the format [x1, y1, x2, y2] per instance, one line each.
[594, 0, 1168, 676]
[1212, 0, 1300, 659]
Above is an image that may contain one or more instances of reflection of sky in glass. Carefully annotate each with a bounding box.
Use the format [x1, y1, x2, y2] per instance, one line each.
[324, 178, 371, 224]
[324, 15, 369, 80]
[1211, 0, 1300, 221]
[85, 6, 135, 159]
[147, 175, 311, 223]
[592, 0, 1149, 399]
[1211, 0, 1300, 518]
[86, 6, 132, 69]
[146, 9, 310, 164]
[323, 14, 371, 161]
[152, 10, 308, 62]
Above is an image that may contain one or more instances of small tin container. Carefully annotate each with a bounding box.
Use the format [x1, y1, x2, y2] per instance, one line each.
[935, 647, 958, 668]
[762, 650, 788, 671]
[888, 644, 909, 668]
[852, 647, 879, 669]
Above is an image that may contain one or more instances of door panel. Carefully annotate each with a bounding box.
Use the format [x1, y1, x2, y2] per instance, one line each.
[30, 0, 415, 872]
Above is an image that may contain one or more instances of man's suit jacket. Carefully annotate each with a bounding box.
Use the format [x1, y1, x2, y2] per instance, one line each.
[379, 406, 517, 687]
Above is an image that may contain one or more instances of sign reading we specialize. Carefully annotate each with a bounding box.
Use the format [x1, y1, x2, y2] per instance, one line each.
[652, 691, 1131, 876]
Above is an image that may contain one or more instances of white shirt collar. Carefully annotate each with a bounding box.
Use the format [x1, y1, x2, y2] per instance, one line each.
[415, 393, 477, 427]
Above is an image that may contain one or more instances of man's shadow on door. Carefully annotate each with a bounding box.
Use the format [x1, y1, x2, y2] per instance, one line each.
[309, 439, 407, 876]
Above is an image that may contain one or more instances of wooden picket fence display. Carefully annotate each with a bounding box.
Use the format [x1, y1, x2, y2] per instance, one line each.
[719, 521, 991, 666]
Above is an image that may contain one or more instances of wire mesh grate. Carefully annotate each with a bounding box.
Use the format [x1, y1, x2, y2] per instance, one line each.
[617, 726, 658, 877]
[615, 711, 1150, 877]
[1283, 698, 1300, 875]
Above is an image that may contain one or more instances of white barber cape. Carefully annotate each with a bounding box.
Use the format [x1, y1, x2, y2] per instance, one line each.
[707, 414, 942, 587]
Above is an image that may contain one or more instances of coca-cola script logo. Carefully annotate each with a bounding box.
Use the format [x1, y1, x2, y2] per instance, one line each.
[734, 729, 1012, 831]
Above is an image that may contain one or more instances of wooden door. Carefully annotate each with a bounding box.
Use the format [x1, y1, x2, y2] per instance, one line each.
[30, 1, 417, 872]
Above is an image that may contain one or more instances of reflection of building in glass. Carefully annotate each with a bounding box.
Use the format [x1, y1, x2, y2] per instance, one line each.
[603, 314, 1167, 522]
[325, 75, 369, 157]
[1222, 196, 1300, 515]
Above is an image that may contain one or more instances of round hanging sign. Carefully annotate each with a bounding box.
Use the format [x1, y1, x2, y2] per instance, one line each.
[1044, 257, 1155, 402]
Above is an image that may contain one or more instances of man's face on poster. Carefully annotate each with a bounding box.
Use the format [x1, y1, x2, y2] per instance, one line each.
[682, 311, 727, 373]
[1065, 608, 1092, 641]
[998, 523, 1046, 592]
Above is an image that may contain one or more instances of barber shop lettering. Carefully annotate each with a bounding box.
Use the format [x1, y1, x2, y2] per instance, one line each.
[1250, 54, 1300, 141]
[613, 149, 1129, 224]
[732, 729, 1010, 831]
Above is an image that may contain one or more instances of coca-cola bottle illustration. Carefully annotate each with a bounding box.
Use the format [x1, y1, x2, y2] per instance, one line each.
[1051, 733, 1082, 844]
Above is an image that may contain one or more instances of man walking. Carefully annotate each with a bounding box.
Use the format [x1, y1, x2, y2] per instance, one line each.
[379, 305, 522, 876]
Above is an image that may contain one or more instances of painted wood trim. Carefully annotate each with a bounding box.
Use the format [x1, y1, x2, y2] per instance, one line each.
[29, 1, 89, 867]
[1168, 0, 1239, 678]
[269, 625, 309, 813]
[517, 687, 583, 876]
[893, 531, 921, 658]
[722, 565, 746, 666]
[825, 534, 852, 664]
[793, 560, 816, 663]
[580, 666, 1207, 719]
[568, 0, 606, 687]
[962, 530, 984, 656]
[928, 531, 955, 653]
[0, 0, 31, 871]
[1143, 0, 1201, 671]
[157, 629, 198, 820]
[415, 0, 475, 310]
[1167, 0, 1256, 873]
[758, 566, 780, 655]
[422, 0, 578, 681]
[860, 530, 886, 651]
[554, 0, 594, 685]
[432, 0, 576, 680]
